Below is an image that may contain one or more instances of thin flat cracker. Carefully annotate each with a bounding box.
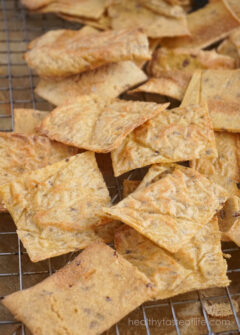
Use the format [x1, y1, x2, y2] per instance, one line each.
[128, 74, 190, 101]
[111, 104, 217, 176]
[21, 0, 53, 10]
[217, 38, 240, 63]
[219, 196, 240, 246]
[35, 61, 147, 106]
[162, 1, 240, 49]
[58, 12, 111, 30]
[148, 48, 235, 76]
[103, 166, 228, 253]
[36, 0, 109, 20]
[25, 28, 150, 78]
[39, 95, 169, 153]
[191, 132, 240, 197]
[14, 108, 49, 134]
[2, 243, 154, 334]
[0, 152, 111, 233]
[139, 0, 185, 18]
[108, 0, 189, 39]
[115, 218, 229, 300]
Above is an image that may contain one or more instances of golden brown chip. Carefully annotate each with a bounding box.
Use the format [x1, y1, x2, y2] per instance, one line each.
[139, 0, 185, 18]
[223, 0, 240, 23]
[35, 61, 147, 106]
[111, 104, 217, 176]
[39, 95, 169, 153]
[25, 28, 150, 78]
[14, 108, 49, 134]
[128, 74, 190, 101]
[36, 0, 110, 20]
[191, 132, 240, 197]
[3, 243, 154, 334]
[21, 0, 53, 10]
[94, 221, 122, 244]
[203, 300, 239, 318]
[219, 196, 240, 247]
[162, 1, 240, 49]
[115, 217, 229, 300]
[104, 166, 228, 253]
[182, 69, 240, 132]
[148, 48, 235, 76]
[217, 38, 239, 63]
[108, 0, 189, 39]
[0, 152, 111, 234]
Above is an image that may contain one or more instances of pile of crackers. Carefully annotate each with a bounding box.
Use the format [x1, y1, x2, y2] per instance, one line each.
[1, 0, 240, 334]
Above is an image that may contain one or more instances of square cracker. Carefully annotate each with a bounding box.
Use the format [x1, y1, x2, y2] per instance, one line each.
[191, 132, 240, 197]
[25, 28, 150, 78]
[162, 1, 240, 49]
[108, 0, 189, 39]
[182, 69, 240, 132]
[219, 196, 240, 246]
[103, 166, 228, 253]
[2, 243, 154, 334]
[0, 133, 76, 213]
[0, 152, 111, 233]
[14, 108, 49, 134]
[35, 61, 147, 106]
[115, 218, 230, 300]
[39, 95, 169, 153]
[111, 104, 217, 176]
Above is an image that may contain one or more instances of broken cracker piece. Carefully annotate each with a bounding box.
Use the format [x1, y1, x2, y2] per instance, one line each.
[219, 196, 240, 247]
[39, 95, 169, 153]
[104, 165, 228, 253]
[25, 28, 150, 78]
[191, 132, 240, 197]
[111, 104, 217, 176]
[115, 217, 229, 300]
[3, 243, 154, 334]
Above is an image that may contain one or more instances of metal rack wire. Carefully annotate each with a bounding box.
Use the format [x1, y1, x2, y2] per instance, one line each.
[0, 1, 240, 334]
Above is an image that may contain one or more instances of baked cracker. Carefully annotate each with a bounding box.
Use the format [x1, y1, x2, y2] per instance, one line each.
[103, 166, 228, 253]
[115, 218, 229, 300]
[14, 108, 49, 134]
[162, 1, 240, 49]
[39, 95, 169, 153]
[191, 132, 240, 197]
[25, 28, 150, 78]
[3, 243, 154, 334]
[219, 196, 240, 246]
[35, 61, 147, 106]
[111, 104, 217, 176]
[108, 0, 189, 39]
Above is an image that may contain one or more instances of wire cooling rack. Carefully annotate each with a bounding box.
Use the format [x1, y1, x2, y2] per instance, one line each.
[1, 1, 240, 335]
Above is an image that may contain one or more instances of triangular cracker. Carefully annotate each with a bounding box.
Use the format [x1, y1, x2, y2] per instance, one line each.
[115, 218, 230, 300]
[103, 166, 228, 253]
[35, 61, 147, 106]
[14, 108, 49, 134]
[3, 243, 154, 334]
[108, 0, 189, 39]
[191, 132, 240, 197]
[182, 69, 240, 132]
[25, 28, 150, 78]
[57, 12, 111, 30]
[219, 196, 240, 246]
[39, 95, 169, 153]
[111, 104, 217, 176]
[162, 1, 240, 49]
